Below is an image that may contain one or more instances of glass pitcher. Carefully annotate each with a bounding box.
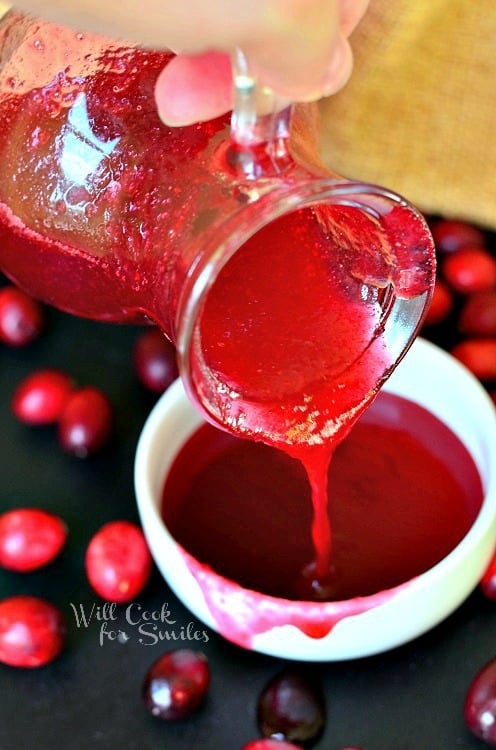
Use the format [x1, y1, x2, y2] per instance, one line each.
[0, 10, 435, 449]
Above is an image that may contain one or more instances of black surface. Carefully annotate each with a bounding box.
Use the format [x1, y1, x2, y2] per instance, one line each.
[0, 276, 495, 750]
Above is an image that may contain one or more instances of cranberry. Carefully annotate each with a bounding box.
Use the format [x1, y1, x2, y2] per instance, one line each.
[465, 658, 496, 744]
[12, 369, 74, 425]
[58, 386, 113, 457]
[423, 279, 453, 326]
[133, 328, 179, 393]
[0, 595, 66, 668]
[442, 247, 496, 294]
[0, 508, 67, 572]
[451, 338, 496, 381]
[143, 649, 210, 720]
[85, 520, 152, 602]
[242, 741, 302, 750]
[480, 552, 496, 599]
[294, 560, 339, 602]
[257, 670, 325, 747]
[431, 219, 486, 253]
[0, 285, 44, 346]
[459, 291, 496, 336]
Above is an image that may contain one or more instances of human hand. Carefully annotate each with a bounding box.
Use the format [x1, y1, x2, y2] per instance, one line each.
[14, 0, 370, 124]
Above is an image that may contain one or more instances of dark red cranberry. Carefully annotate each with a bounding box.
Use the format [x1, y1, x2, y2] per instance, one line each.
[133, 328, 178, 393]
[143, 649, 210, 720]
[431, 219, 486, 253]
[12, 369, 74, 425]
[0, 286, 44, 346]
[0, 595, 66, 667]
[423, 279, 453, 326]
[465, 658, 496, 744]
[442, 247, 496, 294]
[294, 560, 339, 602]
[85, 520, 152, 602]
[459, 291, 496, 336]
[0, 508, 67, 572]
[242, 740, 302, 749]
[451, 338, 496, 381]
[480, 552, 496, 599]
[257, 670, 325, 747]
[58, 386, 113, 457]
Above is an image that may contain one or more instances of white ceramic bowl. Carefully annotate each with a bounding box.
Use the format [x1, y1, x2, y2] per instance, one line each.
[134, 338, 496, 661]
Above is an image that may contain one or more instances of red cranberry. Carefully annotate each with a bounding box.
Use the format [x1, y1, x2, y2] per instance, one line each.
[12, 369, 74, 425]
[465, 658, 496, 744]
[423, 279, 453, 326]
[242, 741, 302, 750]
[442, 247, 496, 294]
[480, 552, 496, 599]
[85, 520, 152, 602]
[133, 328, 179, 393]
[0, 286, 44, 346]
[257, 670, 325, 747]
[0, 508, 67, 572]
[451, 338, 496, 381]
[0, 595, 66, 667]
[459, 291, 496, 336]
[58, 386, 113, 457]
[143, 649, 210, 720]
[431, 219, 486, 253]
[294, 560, 339, 603]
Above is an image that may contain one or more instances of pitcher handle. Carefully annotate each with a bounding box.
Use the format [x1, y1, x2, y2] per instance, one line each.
[230, 48, 293, 148]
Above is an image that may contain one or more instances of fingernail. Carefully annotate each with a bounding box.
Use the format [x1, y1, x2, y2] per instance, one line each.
[157, 111, 194, 127]
[320, 36, 353, 97]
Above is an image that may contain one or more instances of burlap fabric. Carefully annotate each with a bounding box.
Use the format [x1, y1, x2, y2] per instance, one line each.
[319, 0, 496, 229]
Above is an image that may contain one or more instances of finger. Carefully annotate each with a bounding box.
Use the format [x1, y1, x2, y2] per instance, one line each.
[246, 0, 367, 101]
[156, 32, 354, 126]
[320, 34, 354, 98]
[239, 1, 342, 102]
[242, 31, 354, 104]
[339, 0, 371, 37]
[14, 0, 260, 53]
[155, 51, 233, 126]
